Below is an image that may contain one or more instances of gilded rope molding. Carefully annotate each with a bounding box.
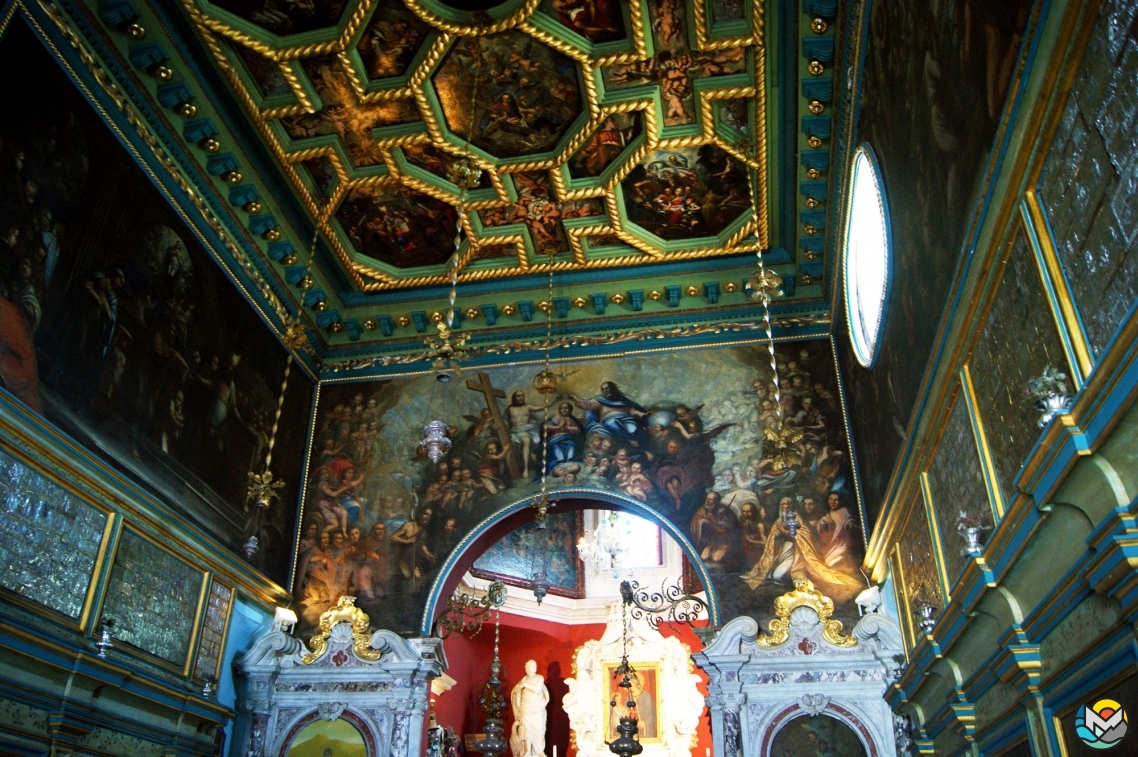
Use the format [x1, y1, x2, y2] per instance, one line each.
[164, 0, 775, 291]
[321, 315, 832, 373]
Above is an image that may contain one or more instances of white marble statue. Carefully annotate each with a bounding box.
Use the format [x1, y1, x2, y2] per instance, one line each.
[510, 659, 550, 757]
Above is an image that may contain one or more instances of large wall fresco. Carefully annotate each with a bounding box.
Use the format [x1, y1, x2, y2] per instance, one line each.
[295, 340, 864, 637]
[0, 22, 312, 584]
[843, 0, 1032, 522]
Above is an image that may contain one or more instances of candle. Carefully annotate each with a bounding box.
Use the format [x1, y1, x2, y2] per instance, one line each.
[553, 747, 557, 757]
[706, 749, 711, 757]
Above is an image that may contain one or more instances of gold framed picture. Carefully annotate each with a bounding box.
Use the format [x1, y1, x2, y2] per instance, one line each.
[602, 662, 661, 744]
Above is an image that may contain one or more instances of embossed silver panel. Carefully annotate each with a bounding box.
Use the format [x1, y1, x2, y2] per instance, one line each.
[926, 396, 990, 584]
[0, 449, 107, 619]
[102, 530, 203, 665]
[193, 580, 233, 680]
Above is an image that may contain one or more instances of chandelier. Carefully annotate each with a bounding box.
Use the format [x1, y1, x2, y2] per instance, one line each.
[417, 56, 484, 461]
[577, 511, 630, 579]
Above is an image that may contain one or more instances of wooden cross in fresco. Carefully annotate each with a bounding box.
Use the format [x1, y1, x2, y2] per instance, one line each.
[465, 372, 522, 480]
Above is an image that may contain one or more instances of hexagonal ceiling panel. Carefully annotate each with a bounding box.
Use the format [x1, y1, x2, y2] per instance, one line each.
[182, 0, 769, 291]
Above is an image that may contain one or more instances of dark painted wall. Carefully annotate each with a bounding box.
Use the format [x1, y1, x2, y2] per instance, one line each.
[839, 0, 1032, 524]
[0, 20, 312, 584]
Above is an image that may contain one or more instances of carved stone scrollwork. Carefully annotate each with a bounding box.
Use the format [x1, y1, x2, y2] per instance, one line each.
[798, 694, 830, 716]
[755, 580, 855, 648]
[303, 596, 381, 665]
[318, 702, 348, 721]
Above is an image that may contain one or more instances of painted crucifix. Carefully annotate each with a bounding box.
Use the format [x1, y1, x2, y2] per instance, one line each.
[465, 372, 523, 481]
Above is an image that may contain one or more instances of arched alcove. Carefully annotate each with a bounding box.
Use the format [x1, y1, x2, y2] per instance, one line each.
[423, 492, 715, 757]
[419, 488, 722, 635]
[768, 711, 870, 756]
[281, 713, 373, 757]
[761, 703, 879, 757]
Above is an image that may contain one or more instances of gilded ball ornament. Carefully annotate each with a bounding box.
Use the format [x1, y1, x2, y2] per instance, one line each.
[807, 60, 825, 76]
[175, 101, 196, 118]
[806, 135, 823, 149]
[811, 18, 828, 33]
[532, 370, 559, 395]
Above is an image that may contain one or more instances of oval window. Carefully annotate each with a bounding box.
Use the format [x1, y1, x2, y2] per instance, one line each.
[843, 144, 891, 368]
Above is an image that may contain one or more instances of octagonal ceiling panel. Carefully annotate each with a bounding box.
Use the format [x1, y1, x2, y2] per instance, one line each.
[432, 31, 583, 159]
[182, 0, 769, 291]
[211, 0, 351, 35]
[335, 185, 458, 268]
[621, 145, 751, 241]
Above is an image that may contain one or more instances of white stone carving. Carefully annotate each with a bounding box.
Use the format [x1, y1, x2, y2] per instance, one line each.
[855, 585, 883, 615]
[511, 660, 550, 757]
[563, 603, 704, 757]
[318, 702, 348, 721]
[696, 602, 905, 757]
[797, 694, 829, 716]
[233, 622, 444, 757]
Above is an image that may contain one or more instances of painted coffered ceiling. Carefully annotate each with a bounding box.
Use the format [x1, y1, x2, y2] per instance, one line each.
[81, 0, 837, 370]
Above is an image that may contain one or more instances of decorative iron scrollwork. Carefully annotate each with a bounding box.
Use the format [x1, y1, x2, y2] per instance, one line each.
[435, 580, 508, 639]
[619, 580, 707, 630]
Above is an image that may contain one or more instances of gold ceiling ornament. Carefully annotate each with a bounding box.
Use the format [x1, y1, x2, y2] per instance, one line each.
[302, 596, 382, 665]
[756, 580, 856, 648]
[763, 423, 804, 472]
[178, 0, 772, 293]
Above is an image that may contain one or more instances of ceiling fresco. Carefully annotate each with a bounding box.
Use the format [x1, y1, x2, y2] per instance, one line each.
[177, 0, 769, 291]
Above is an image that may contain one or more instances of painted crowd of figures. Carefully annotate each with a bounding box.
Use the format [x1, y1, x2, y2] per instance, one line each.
[294, 343, 863, 635]
[0, 23, 309, 580]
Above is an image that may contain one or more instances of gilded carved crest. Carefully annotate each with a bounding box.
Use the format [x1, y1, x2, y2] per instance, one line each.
[756, 580, 856, 648]
[302, 596, 382, 665]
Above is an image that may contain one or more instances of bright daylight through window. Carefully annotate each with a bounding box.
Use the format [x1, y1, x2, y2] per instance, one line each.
[843, 145, 890, 368]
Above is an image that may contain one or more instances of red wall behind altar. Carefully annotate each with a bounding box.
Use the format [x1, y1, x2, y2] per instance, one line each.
[435, 612, 712, 757]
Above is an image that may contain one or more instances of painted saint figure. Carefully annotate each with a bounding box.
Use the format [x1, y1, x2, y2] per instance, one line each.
[572, 381, 649, 450]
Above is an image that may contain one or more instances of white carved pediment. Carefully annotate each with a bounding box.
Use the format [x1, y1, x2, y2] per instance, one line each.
[563, 603, 704, 757]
